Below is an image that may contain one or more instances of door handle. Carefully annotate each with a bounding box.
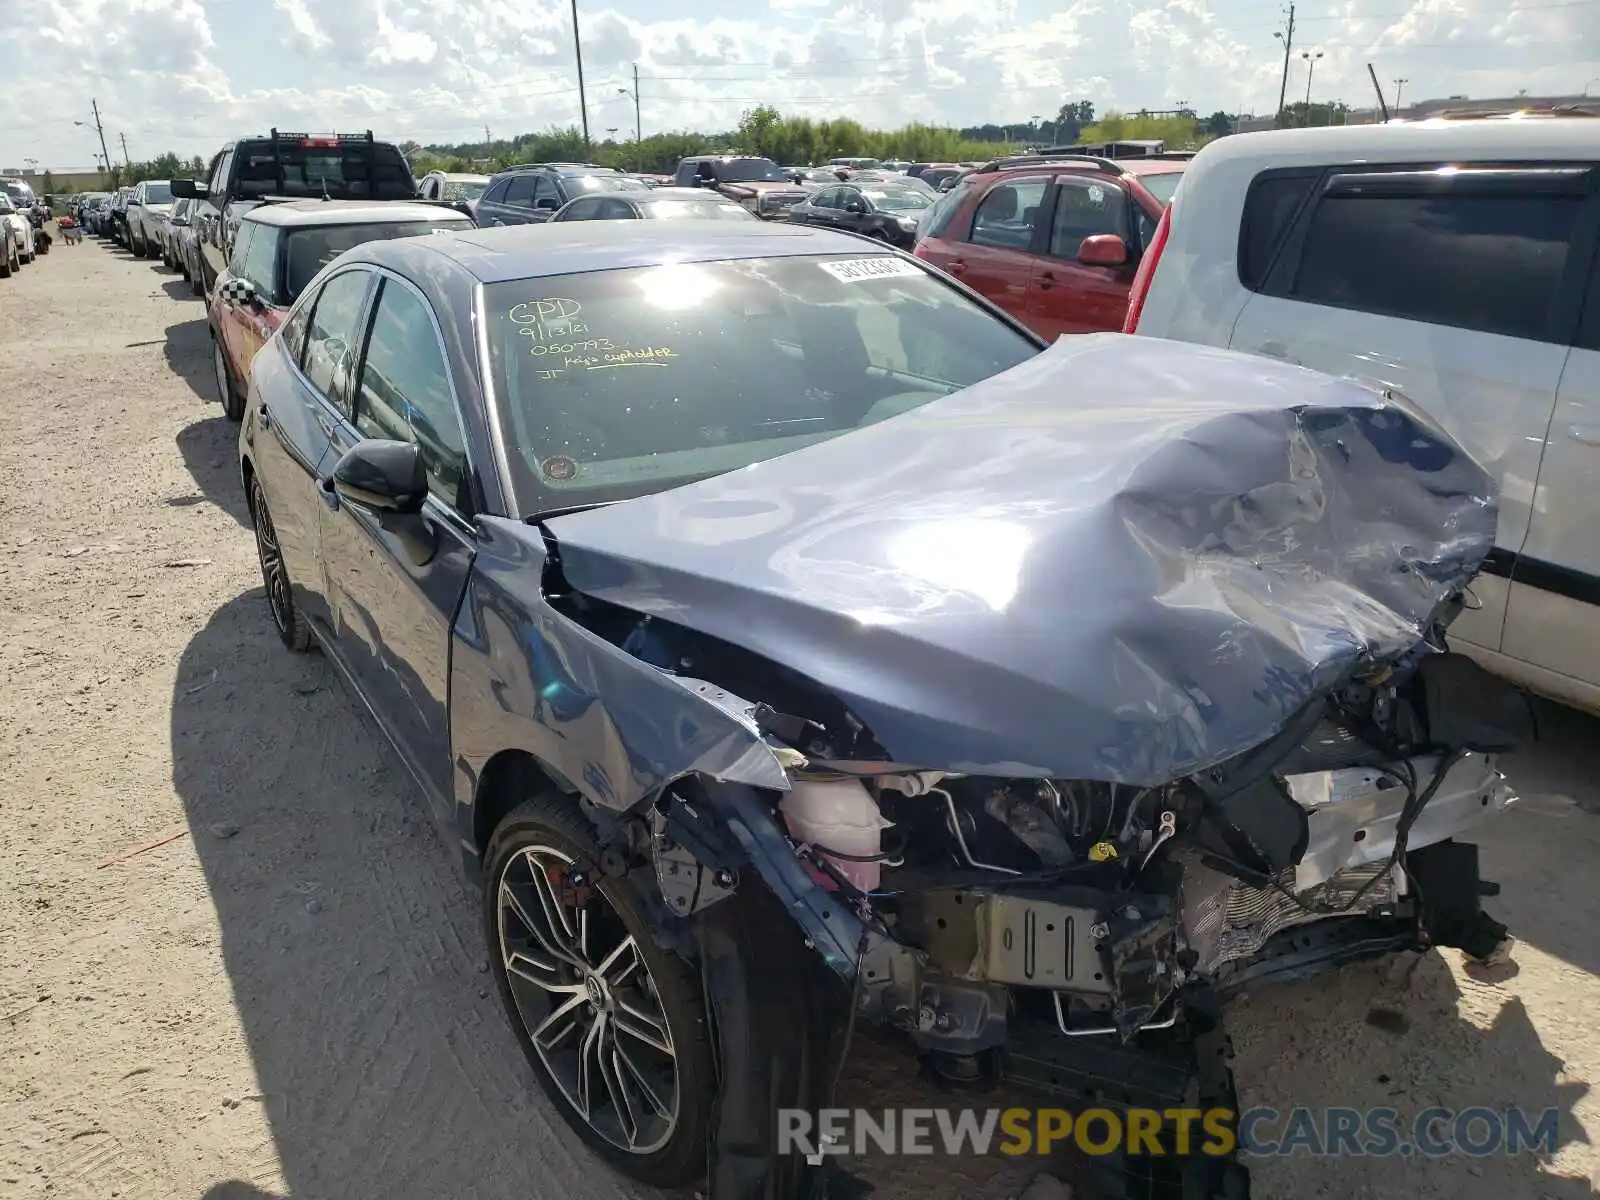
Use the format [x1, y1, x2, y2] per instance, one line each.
[317, 475, 341, 510]
[1569, 425, 1600, 447]
[258, 403, 271, 430]
[947, 259, 966, 276]
[1038, 271, 1056, 290]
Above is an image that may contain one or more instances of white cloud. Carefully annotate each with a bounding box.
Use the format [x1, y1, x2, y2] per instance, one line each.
[3, 0, 1598, 166]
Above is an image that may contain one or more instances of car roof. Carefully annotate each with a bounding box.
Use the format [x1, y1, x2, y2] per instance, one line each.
[243, 200, 473, 227]
[432, 172, 490, 182]
[1191, 116, 1600, 169]
[354, 220, 900, 283]
[494, 162, 620, 176]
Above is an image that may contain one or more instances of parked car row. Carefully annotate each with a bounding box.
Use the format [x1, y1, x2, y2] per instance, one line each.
[78, 113, 1585, 1200]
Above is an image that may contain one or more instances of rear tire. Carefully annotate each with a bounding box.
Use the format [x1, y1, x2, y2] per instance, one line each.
[0, 244, 11, 278]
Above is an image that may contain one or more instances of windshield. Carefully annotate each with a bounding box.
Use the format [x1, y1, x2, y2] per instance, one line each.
[714, 159, 790, 183]
[143, 182, 172, 203]
[865, 189, 932, 213]
[642, 200, 754, 221]
[570, 174, 649, 193]
[283, 218, 468, 299]
[443, 180, 489, 201]
[2, 182, 33, 204]
[1138, 171, 1185, 206]
[484, 254, 1039, 510]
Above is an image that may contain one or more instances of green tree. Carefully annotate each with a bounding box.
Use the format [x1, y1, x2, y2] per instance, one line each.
[1204, 111, 1235, 137]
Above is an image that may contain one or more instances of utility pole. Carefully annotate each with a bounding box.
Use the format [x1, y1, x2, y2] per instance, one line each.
[1393, 77, 1409, 112]
[1273, 3, 1297, 127]
[90, 99, 112, 179]
[570, 0, 590, 153]
[632, 62, 642, 145]
[484, 124, 491, 149]
[119, 132, 131, 167]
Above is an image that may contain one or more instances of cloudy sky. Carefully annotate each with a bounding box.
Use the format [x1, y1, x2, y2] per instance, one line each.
[4, 0, 1598, 168]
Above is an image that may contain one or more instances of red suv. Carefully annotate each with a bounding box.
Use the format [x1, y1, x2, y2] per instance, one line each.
[913, 156, 1185, 339]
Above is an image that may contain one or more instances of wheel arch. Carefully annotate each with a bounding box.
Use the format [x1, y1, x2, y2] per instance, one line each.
[470, 747, 578, 867]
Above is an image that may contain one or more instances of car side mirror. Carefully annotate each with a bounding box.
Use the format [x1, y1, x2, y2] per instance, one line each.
[222, 277, 261, 307]
[169, 179, 202, 199]
[331, 439, 428, 515]
[1078, 234, 1129, 267]
[127, 199, 142, 208]
[845, 199, 867, 214]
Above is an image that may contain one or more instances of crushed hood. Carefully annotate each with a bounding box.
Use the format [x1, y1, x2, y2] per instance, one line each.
[545, 335, 1498, 784]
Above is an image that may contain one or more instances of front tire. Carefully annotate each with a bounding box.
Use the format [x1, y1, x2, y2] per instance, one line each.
[484, 796, 715, 1189]
[247, 475, 313, 652]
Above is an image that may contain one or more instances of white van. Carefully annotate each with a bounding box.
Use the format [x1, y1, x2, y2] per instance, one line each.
[1126, 118, 1600, 713]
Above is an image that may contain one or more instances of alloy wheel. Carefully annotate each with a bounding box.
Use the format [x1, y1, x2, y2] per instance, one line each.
[250, 481, 292, 635]
[496, 844, 680, 1156]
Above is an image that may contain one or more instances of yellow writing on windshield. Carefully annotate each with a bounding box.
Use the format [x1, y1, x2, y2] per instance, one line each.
[509, 297, 589, 343]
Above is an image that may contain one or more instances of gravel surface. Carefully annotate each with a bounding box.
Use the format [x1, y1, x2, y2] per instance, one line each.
[1, 240, 1597, 1200]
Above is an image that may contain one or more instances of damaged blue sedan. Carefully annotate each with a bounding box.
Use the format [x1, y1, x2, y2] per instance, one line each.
[238, 221, 1529, 1200]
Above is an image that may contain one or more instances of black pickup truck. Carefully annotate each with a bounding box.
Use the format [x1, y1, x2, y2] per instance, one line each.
[171, 130, 417, 297]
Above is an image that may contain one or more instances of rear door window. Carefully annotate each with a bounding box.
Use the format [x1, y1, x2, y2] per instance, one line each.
[1286, 170, 1589, 343]
[918, 180, 974, 240]
[968, 177, 1049, 251]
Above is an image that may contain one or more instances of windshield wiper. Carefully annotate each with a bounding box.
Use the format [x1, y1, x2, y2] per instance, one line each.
[525, 502, 614, 525]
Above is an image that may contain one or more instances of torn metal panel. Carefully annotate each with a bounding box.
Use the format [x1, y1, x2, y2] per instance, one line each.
[545, 333, 1497, 785]
[450, 517, 789, 818]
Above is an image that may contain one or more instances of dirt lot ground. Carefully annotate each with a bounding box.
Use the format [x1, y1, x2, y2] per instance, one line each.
[1, 239, 1598, 1200]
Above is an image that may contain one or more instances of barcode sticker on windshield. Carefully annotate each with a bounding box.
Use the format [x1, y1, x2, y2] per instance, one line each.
[818, 257, 923, 283]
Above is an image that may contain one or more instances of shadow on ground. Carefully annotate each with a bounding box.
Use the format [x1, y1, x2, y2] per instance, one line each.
[173, 590, 670, 1200]
[173, 416, 250, 527]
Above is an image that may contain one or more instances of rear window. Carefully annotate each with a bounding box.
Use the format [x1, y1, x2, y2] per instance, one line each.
[1289, 181, 1585, 342]
[1238, 171, 1318, 290]
[483, 254, 1039, 510]
[569, 174, 648, 193]
[144, 182, 172, 203]
[916, 181, 975, 242]
[283, 219, 467, 299]
[234, 139, 415, 201]
[641, 200, 753, 221]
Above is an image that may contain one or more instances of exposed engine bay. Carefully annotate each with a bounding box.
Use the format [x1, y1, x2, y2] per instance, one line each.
[570, 593, 1529, 1200]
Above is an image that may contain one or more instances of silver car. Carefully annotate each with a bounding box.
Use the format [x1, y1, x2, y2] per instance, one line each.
[0, 193, 35, 276]
[126, 179, 173, 259]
